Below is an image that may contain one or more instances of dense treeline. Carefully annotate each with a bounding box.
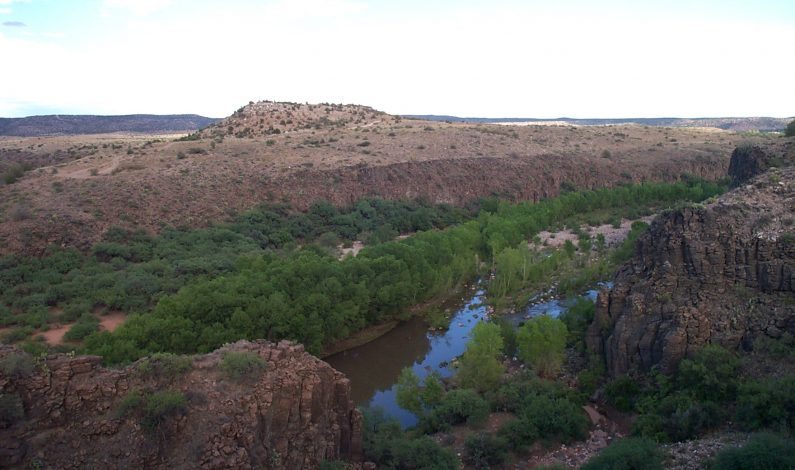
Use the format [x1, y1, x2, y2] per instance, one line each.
[0, 199, 471, 338]
[83, 179, 726, 364]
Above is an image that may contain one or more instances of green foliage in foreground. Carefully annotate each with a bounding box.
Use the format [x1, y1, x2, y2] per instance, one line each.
[708, 433, 795, 470]
[786, 119, 795, 137]
[115, 389, 187, 431]
[580, 437, 664, 470]
[362, 408, 458, 470]
[490, 373, 588, 450]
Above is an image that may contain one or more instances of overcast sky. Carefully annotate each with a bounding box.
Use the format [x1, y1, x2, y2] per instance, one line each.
[1, 0, 793, 118]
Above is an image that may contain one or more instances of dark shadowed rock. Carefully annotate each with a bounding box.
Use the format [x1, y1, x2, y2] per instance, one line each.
[728, 141, 795, 186]
[588, 165, 795, 376]
[0, 340, 362, 469]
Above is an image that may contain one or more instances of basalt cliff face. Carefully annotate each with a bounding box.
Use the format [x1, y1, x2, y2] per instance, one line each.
[0, 340, 362, 469]
[588, 141, 795, 376]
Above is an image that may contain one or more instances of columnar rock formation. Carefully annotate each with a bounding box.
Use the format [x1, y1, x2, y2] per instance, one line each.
[588, 144, 795, 376]
[0, 340, 362, 469]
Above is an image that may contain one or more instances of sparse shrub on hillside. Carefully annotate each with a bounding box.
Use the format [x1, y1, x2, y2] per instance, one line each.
[136, 352, 192, 379]
[580, 437, 664, 470]
[786, 119, 795, 137]
[8, 204, 31, 221]
[219, 351, 266, 380]
[115, 389, 187, 431]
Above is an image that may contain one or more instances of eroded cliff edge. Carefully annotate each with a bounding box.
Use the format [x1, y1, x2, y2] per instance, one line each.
[0, 340, 362, 469]
[588, 141, 795, 376]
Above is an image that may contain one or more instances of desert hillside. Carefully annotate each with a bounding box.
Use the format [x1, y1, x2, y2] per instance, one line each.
[0, 101, 771, 255]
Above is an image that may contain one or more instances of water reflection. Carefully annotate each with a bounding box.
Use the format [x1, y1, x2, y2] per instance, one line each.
[327, 285, 487, 427]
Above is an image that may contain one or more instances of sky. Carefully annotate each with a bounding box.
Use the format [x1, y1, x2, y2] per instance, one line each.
[0, 0, 793, 118]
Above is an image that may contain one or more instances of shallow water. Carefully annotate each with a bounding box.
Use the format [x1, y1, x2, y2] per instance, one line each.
[326, 282, 610, 427]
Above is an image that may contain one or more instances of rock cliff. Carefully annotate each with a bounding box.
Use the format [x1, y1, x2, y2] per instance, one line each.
[728, 140, 795, 186]
[0, 340, 362, 469]
[588, 148, 795, 376]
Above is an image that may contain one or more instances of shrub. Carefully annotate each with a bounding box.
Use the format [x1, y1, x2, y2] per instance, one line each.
[498, 418, 538, 451]
[396, 367, 423, 415]
[63, 314, 99, 341]
[708, 433, 795, 469]
[735, 376, 795, 432]
[318, 461, 347, 470]
[140, 390, 187, 430]
[635, 393, 722, 442]
[580, 437, 664, 470]
[115, 390, 144, 418]
[0, 352, 35, 377]
[605, 376, 640, 412]
[676, 345, 739, 402]
[1, 327, 33, 344]
[463, 433, 508, 469]
[136, 353, 192, 379]
[419, 389, 490, 433]
[219, 351, 266, 380]
[517, 315, 567, 377]
[519, 394, 589, 443]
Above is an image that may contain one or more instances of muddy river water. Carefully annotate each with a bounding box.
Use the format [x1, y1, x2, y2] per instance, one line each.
[326, 282, 606, 427]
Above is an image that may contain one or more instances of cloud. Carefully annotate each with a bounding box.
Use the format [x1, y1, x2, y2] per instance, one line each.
[2, 20, 25, 26]
[0, 0, 31, 4]
[102, 0, 173, 16]
[0, 8, 10, 14]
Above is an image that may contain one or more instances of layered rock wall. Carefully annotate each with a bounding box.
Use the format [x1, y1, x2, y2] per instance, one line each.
[0, 340, 362, 469]
[588, 161, 795, 376]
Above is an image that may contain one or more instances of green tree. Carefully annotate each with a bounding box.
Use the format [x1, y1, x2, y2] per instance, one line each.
[396, 367, 423, 415]
[787, 119, 795, 137]
[458, 322, 505, 392]
[421, 373, 446, 409]
[517, 315, 568, 377]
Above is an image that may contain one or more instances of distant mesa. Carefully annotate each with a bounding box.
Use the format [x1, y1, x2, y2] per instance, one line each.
[198, 100, 396, 139]
[406, 115, 794, 132]
[0, 114, 221, 137]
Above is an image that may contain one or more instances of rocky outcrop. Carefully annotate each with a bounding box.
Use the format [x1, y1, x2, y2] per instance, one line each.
[588, 165, 795, 376]
[0, 340, 362, 469]
[728, 140, 795, 186]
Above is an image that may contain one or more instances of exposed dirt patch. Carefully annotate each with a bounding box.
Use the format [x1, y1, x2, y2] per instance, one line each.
[98, 311, 126, 332]
[338, 240, 365, 259]
[536, 216, 655, 249]
[38, 323, 75, 345]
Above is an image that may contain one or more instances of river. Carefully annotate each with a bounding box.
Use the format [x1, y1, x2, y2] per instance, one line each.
[326, 282, 608, 427]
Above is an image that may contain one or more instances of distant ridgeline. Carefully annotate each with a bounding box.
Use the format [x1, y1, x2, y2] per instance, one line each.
[404, 115, 793, 132]
[0, 114, 221, 136]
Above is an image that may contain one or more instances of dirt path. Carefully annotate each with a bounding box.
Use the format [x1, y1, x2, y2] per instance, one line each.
[99, 311, 126, 332]
[60, 155, 122, 179]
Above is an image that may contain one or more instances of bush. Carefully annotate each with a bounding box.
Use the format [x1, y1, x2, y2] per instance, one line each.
[1, 327, 33, 344]
[519, 394, 589, 443]
[676, 345, 739, 403]
[517, 315, 567, 377]
[735, 376, 795, 432]
[709, 433, 795, 469]
[634, 393, 722, 442]
[463, 433, 508, 469]
[219, 351, 266, 380]
[498, 418, 538, 451]
[0, 352, 35, 377]
[580, 437, 664, 470]
[318, 461, 347, 470]
[362, 408, 457, 469]
[141, 390, 187, 430]
[605, 376, 641, 412]
[136, 353, 192, 379]
[419, 389, 490, 433]
[63, 314, 99, 341]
